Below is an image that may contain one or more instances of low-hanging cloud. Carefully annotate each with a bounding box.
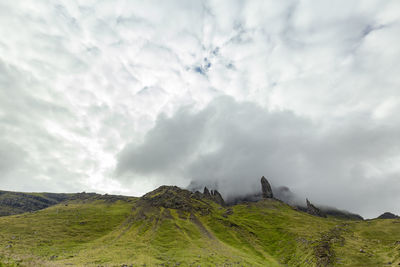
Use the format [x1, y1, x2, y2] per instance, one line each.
[117, 96, 400, 218]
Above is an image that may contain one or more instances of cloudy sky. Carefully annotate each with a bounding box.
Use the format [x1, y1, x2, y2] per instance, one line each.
[1, 0, 400, 218]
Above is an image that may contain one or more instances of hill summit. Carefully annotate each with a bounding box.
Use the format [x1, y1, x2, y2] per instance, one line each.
[0, 177, 400, 266]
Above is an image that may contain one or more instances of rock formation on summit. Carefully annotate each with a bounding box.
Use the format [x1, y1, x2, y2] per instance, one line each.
[306, 198, 326, 218]
[261, 176, 273, 198]
[202, 187, 225, 206]
[211, 189, 225, 206]
[203, 187, 211, 198]
[225, 176, 274, 205]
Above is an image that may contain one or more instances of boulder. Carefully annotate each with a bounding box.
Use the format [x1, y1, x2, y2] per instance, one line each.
[261, 176, 273, 198]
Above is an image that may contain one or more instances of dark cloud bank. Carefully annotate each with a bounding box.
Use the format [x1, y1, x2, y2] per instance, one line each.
[117, 96, 400, 218]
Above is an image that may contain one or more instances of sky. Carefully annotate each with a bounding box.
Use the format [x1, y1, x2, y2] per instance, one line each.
[0, 0, 400, 218]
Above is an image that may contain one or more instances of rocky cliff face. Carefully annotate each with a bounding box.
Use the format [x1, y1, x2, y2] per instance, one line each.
[261, 176, 273, 198]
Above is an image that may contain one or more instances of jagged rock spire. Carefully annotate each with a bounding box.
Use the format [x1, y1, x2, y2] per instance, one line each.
[211, 189, 225, 206]
[261, 176, 273, 198]
[306, 198, 326, 218]
[203, 187, 225, 206]
[203, 187, 211, 197]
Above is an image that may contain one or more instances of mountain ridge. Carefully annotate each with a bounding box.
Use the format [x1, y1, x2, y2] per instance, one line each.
[0, 176, 393, 221]
[0, 177, 400, 266]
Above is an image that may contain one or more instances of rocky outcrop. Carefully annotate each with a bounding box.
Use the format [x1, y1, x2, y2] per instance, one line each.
[202, 187, 225, 206]
[141, 186, 210, 214]
[211, 190, 225, 206]
[203, 187, 211, 198]
[306, 199, 326, 218]
[261, 176, 273, 198]
[377, 212, 399, 219]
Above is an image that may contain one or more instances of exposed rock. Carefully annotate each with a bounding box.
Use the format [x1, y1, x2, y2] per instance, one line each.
[201, 187, 226, 206]
[377, 212, 399, 219]
[192, 191, 203, 200]
[314, 225, 345, 266]
[141, 186, 209, 213]
[306, 199, 327, 218]
[211, 190, 225, 206]
[261, 176, 273, 198]
[203, 187, 211, 198]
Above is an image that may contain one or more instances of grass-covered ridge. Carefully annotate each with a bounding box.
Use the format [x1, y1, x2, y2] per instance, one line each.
[0, 190, 126, 217]
[0, 186, 399, 266]
[0, 190, 72, 217]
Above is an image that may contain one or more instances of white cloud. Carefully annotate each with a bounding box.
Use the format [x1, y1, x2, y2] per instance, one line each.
[0, 0, 399, 217]
[116, 96, 400, 218]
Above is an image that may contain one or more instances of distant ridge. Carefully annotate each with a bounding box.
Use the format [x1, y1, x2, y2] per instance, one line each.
[0, 190, 128, 217]
[377, 212, 399, 219]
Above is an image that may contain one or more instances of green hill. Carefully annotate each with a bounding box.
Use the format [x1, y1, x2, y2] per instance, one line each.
[0, 190, 72, 217]
[0, 190, 117, 217]
[0, 186, 399, 266]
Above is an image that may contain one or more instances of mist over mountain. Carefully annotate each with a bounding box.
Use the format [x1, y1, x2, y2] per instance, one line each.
[1, 1, 400, 266]
[117, 96, 400, 218]
[0, 1, 400, 221]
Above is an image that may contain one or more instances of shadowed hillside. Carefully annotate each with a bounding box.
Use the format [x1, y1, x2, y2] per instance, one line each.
[0, 190, 72, 217]
[0, 190, 131, 217]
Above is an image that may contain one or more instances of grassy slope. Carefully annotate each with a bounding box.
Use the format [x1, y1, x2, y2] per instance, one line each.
[0, 193, 399, 266]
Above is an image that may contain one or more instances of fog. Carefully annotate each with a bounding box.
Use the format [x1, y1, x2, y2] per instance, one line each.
[117, 96, 400, 218]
